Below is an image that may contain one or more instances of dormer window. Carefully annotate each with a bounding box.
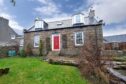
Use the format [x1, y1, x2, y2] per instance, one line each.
[11, 35, 15, 39]
[35, 20, 43, 28]
[72, 13, 84, 25]
[35, 18, 44, 30]
[76, 15, 81, 23]
[34, 17, 48, 31]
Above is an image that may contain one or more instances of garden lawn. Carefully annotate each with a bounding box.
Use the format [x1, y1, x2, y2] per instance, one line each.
[0, 57, 88, 84]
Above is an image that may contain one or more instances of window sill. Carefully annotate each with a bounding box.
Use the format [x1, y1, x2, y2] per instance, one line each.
[75, 44, 84, 47]
[34, 46, 39, 48]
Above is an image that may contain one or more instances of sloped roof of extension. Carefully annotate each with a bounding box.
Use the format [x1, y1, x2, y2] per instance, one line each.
[26, 18, 102, 33]
[104, 34, 126, 43]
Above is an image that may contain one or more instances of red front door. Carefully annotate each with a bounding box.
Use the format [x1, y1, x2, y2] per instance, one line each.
[52, 34, 60, 51]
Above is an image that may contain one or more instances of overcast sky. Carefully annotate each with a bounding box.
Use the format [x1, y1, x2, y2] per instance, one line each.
[0, 0, 126, 36]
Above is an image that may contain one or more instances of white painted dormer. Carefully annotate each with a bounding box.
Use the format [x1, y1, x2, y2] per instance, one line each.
[72, 13, 84, 25]
[34, 17, 44, 30]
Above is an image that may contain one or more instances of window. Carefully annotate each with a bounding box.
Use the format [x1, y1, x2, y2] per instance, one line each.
[75, 32, 84, 46]
[46, 37, 51, 51]
[34, 35, 40, 47]
[72, 14, 84, 25]
[76, 15, 81, 23]
[57, 22, 63, 26]
[20, 39, 24, 46]
[62, 34, 67, 49]
[35, 20, 43, 29]
[11, 35, 15, 39]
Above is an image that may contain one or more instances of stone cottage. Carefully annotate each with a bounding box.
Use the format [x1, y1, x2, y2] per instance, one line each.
[24, 10, 103, 56]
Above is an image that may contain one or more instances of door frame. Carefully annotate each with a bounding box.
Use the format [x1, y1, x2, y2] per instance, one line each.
[52, 34, 61, 51]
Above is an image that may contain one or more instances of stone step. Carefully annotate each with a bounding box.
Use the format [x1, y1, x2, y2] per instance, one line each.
[47, 51, 60, 56]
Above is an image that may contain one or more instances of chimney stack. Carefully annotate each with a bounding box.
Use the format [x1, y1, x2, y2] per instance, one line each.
[89, 9, 95, 18]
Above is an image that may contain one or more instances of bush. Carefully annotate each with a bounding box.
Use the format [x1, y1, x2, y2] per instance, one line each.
[0, 47, 9, 57]
[19, 49, 26, 57]
[25, 43, 33, 56]
[46, 37, 51, 54]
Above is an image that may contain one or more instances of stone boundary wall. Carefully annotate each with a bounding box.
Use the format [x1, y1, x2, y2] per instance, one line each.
[101, 50, 125, 57]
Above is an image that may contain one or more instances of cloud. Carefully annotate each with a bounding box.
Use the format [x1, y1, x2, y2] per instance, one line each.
[103, 24, 126, 36]
[88, 0, 126, 24]
[0, 0, 4, 6]
[35, 0, 59, 16]
[0, 13, 24, 35]
[0, 1, 24, 35]
[35, 0, 69, 18]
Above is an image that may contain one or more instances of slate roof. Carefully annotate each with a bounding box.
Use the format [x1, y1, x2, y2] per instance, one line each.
[104, 34, 126, 43]
[47, 19, 72, 29]
[27, 17, 99, 32]
[0, 17, 18, 45]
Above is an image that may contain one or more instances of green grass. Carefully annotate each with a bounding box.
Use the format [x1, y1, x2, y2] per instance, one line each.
[0, 57, 88, 84]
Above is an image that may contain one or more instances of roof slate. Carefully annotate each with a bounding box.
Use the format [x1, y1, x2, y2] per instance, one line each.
[104, 34, 126, 43]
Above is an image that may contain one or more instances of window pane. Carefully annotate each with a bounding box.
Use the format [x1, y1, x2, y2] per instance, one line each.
[75, 32, 83, 45]
[62, 34, 67, 49]
[76, 15, 80, 23]
[20, 39, 24, 46]
[11, 35, 15, 39]
[35, 21, 43, 28]
[34, 35, 40, 47]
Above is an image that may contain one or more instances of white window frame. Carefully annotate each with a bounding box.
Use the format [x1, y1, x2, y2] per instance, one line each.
[20, 39, 24, 46]
[11, 35, 15, 39]
[35, 20, 44, 29]
[74, 32, 84, 46]
[72, 14, 84, 25]
[75, 15, 81, 23]
[34, 35, 40, 47]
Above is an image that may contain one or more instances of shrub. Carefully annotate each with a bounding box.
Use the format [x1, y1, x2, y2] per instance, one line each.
[25, 43, 33, 56]
[0, 47, 9, 57]
[46, 37, 51, 54]
[39, 39, 43, 56]
[78, 37, 109, 84]
[19, 49, 26, 57]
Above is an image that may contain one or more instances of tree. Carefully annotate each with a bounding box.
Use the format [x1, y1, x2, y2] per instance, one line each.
[78, 27, 109, 84]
